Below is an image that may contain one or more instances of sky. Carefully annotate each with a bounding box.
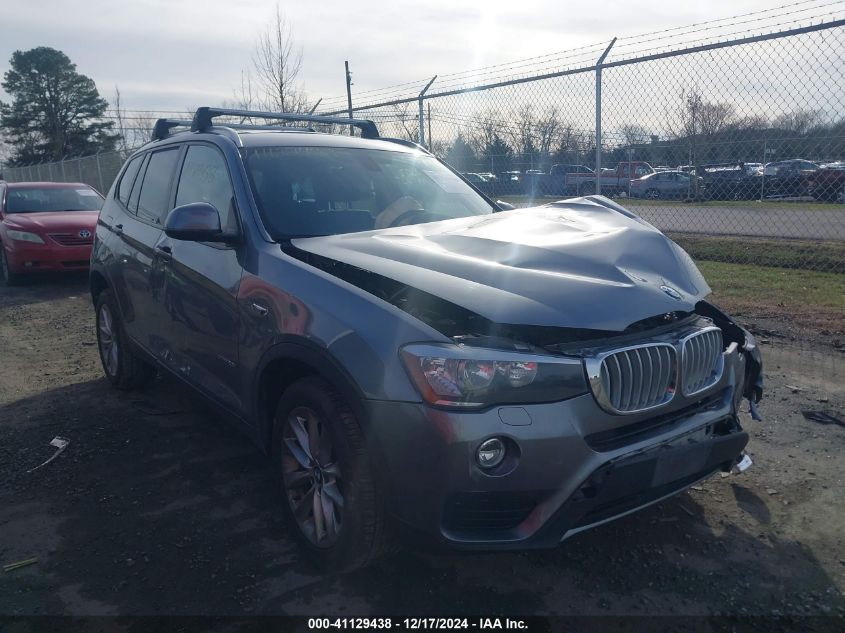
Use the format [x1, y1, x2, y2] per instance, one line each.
[0, 0, 805, 115]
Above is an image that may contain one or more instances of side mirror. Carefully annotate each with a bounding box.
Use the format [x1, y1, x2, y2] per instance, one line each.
[164, 202, 224, 242]
[496, 200, 516, 211]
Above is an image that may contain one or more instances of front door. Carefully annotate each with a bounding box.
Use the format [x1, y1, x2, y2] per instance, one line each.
[159, 143, 245, 414]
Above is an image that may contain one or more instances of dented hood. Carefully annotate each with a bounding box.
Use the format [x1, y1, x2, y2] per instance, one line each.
[291, 198, 711, 331]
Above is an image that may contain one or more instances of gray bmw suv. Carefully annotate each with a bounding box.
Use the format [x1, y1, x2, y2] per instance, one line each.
[90, 107, 763, 571]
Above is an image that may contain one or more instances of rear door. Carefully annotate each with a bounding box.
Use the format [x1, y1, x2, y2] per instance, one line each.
[158, 143, 246, 414]
[105, 148, 181, 353]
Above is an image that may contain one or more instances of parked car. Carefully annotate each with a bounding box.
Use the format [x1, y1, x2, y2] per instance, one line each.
[808, 162, 845, 202]
[90, 107, 763, 571]
[629, 170, 700, 199]
[761, 159, 818, 197]
[566, 161, 655, 196]
[496, 170, 523, 195]
[1, 181, 104, 285]
[462, 172, 494, 195]
[698, 162, 762, 200]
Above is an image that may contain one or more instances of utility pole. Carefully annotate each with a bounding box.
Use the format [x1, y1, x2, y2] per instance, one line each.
[417, 75, 437, 147]
[427, 103, 432, 149]
[345, 61, 353, 135]
[594, 38, 616, 196]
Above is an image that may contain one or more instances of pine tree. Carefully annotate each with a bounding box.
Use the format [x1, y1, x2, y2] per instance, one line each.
[0, 47, 118, 165]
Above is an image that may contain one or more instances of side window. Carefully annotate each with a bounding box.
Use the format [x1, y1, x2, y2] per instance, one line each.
[117, 155, 143, 205]
[136, 148, 180, 224]
[175, 145, 237, 232]
[127, 154, 149, 214]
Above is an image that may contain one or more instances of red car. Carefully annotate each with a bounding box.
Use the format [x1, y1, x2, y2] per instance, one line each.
[0, 182, 104, 285]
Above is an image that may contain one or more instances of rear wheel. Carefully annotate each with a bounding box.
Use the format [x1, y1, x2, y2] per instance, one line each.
[95, 289, 157, 389]
[645, 188, 661, 200]
[272, 376, 387, 572]
[1, 248, 22, 286]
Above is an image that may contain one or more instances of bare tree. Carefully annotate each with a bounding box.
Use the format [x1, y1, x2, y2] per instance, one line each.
[113, 86, 129, 153]
[773, 109, 821, 134]
[619, 123, 649, 147]
[535, 107, 564, 159]
[252, 4, 307, 113]
[392, 102, 419, 141]
[112, 86, 158, 151]
[668, 89, 737, 165]
[510, 104, 539, 160]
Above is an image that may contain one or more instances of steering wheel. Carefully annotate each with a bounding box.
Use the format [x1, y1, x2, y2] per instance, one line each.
[388, 207, 433, 227]
[374, 196, 426, 229]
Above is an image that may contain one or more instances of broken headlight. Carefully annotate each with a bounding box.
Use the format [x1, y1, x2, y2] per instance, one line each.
[400, 343, 587, 408]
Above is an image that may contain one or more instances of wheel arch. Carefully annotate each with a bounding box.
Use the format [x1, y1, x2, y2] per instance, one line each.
[90, 269, 109, 305]
[253, 339, 372, 455]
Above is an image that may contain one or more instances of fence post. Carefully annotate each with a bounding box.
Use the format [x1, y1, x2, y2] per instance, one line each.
[61, 158, 67, 182]
[760, 139, 767, 200]
[594, 38, 616, 195]
[96, 152, 105, 193]
[417, 75, 437, 147]
[78, 157, 83, 182]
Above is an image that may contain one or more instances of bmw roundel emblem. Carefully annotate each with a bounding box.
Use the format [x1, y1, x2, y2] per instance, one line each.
[660, 285, 682, 300]
[79, 229, 92, 239]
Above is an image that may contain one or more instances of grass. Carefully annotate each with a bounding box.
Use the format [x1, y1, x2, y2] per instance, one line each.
[699, 260, 845, 335]
[669, 234, 845, 273]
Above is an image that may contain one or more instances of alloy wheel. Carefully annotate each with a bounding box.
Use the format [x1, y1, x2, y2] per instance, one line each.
[97, 303, 119, 377]
[281, 406, 344, 547]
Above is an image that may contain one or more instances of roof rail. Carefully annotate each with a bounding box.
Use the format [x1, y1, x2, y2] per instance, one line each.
[191, 107, 379, 139]
[151, 119, 192, 141]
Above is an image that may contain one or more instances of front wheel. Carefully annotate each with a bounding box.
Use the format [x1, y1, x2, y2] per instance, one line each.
[1, 248, 22, 286]
[645, 188, 661, 200]
[95, 289, 157, 389]
[272, 376, 388, 572]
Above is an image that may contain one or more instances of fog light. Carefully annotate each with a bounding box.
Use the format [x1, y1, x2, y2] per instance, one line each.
[477, 438, 506, 469]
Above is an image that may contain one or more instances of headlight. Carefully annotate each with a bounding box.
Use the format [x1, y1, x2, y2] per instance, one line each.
[400, 343, 587, 408]
[7, 230, 45, 244]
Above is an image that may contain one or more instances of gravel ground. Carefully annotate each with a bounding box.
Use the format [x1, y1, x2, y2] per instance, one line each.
[1, 275, 844, 625]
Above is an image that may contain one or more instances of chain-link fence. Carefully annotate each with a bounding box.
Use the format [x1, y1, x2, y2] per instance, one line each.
[1, 150, 131, 196]
[316, 18, 845, 281]
[2, 9, 843, 346]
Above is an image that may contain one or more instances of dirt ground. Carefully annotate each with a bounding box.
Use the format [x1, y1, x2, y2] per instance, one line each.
[1, 275, 844, 626]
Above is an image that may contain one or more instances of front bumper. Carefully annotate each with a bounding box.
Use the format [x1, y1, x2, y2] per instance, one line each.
[368, 341, 749, 550]
[3, 241, 92, 273]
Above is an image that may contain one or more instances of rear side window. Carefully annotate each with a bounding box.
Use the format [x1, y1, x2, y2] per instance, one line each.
[175, 145, 237, 232]
[117, 155, 144, 205]
[136, 148, 180, 224]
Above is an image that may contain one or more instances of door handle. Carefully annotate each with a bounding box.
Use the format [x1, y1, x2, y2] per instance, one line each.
[155, 244, 172, 259]
[250, 302, 269, 317]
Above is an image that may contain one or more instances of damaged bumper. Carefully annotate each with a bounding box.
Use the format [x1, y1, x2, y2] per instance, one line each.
[369, 327, 756, 550]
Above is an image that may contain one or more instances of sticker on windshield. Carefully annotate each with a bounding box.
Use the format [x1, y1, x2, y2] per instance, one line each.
[77, 189, 100, 196]
[421, 169, 468, 194]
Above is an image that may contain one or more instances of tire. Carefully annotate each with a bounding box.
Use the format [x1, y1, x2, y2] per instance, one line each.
[645, 188, 661, 200]
[579, 182, 595, 196]
[95, 289, 157, 389]
[272, 376, 387, 572]
[1, 247, 22, 286]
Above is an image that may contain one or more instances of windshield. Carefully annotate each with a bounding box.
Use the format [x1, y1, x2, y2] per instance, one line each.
[5, 186, 104, 213]
[243, 146, 494, 239]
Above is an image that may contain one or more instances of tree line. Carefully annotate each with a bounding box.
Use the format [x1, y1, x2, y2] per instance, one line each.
[2, 7, 842, 172]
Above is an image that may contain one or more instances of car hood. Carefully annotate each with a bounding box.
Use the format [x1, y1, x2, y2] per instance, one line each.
[3, 210, 99, 234]
[292, 198, 711, 331]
